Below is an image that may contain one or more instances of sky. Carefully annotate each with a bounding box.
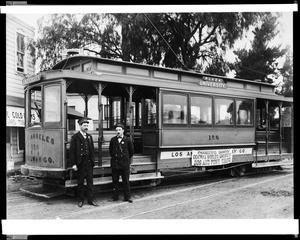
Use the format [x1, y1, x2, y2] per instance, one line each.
[13, 11, 293, 51]
[7, 4, 295, 81]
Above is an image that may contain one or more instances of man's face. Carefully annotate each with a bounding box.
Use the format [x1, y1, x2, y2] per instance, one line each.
[80, 123, 89, 133]
[115, 127, 124, 137]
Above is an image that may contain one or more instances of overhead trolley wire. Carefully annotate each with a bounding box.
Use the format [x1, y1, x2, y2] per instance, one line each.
[142, 13, 188, 70]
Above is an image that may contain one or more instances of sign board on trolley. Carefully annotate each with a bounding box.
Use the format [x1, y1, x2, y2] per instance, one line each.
[191, 149, 233, 166]
[160, 148, 253, 166]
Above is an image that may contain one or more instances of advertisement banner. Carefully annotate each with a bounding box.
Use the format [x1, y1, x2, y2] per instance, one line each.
[192, 149, 233, 166]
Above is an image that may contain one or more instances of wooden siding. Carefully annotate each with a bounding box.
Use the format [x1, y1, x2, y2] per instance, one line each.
[6, 15, 35, 99]
[161, 128, 255, 147]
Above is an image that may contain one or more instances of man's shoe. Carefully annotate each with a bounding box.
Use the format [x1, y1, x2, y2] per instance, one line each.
[88, 200, 98, 206]
[78, 201, 83, 207]
[124, 199, 133, 203]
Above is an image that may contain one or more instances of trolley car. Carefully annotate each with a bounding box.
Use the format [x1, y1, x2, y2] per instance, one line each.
[21, 53, 293, 196]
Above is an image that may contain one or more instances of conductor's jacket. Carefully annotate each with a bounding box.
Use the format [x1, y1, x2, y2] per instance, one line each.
[109, 136, 134, 169]
[69, 132, 95, 167]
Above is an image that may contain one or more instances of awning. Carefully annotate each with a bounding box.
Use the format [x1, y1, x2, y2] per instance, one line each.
[67, 107, 84, 119]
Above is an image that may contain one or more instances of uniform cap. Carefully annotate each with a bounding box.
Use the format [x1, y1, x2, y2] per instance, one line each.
[78, 117, 90, 125]
[114, 123, 125, 129]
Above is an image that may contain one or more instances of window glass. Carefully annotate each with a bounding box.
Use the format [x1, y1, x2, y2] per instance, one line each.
[215, 98, 234, 125]
[17, 32, 25, 72]
[44, 85, 61, 122]
[145, 99, 157, 125]
[163, 94, 187, 124]
[269, 106, 280, 129]
[30, 87, 42, 125]
[282, 107, 292, 127]
[191, 96, 212, 125]
[236, 99, 254, 125]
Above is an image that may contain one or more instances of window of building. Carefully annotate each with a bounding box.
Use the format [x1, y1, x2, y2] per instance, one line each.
[163, 93, 187, 125]
[215, 98, 234, 125]
[236, 99, 254, 126]
[191, 96, 212, 125]
[16, 32, 25, 72]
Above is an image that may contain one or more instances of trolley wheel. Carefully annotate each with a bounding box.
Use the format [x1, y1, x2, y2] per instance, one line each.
[150, 179, 162, 187]
[228, 165, 249, 177]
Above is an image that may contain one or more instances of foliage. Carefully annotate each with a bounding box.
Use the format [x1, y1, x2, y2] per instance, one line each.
[29, 12, 261, 73]
[276, 52, 293, 97]
[232, 13, 288, 83]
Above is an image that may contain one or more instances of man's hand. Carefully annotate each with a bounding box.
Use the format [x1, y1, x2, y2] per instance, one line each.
[72, 165, 78, 171]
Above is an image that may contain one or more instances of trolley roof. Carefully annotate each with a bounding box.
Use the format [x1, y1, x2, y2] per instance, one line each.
[23, 55, 293, 103]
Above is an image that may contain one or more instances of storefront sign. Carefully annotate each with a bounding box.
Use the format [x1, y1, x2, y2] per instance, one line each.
[6, 106, 25, 127]
[6, 106, 40, 127]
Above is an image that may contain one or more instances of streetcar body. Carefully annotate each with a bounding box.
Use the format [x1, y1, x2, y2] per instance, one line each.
[21, 54, 293, 192]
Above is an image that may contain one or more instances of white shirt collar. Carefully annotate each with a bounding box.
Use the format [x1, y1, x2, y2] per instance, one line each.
[80, 130, 87, 138]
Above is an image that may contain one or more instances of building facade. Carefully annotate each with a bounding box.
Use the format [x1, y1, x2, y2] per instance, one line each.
[6, 15, 35, 171]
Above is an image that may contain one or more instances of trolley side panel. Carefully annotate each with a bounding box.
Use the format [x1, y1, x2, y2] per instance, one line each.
[25, 129, 64, 168]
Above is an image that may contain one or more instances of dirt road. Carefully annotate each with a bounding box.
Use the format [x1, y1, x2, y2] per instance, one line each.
[7, 167, 294, 220]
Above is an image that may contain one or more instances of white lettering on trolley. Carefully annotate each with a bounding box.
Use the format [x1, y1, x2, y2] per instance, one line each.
[160, 148, 253, 165]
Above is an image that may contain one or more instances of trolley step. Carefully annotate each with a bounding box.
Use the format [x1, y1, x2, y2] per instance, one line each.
[20, 185, 65, 198]
[252, 159, 293, 168]
[65, 172, 164, 188]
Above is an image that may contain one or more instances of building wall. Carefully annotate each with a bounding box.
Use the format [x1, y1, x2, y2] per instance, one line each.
[6, 15, 35, 98]
[6, 15, 35, 171]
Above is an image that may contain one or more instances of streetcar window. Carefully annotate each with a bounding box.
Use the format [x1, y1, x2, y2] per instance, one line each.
[163, 93, 187, 124]
[190, 96, 212, 125]
[236, 99, 254, 126]
[282, 107, 292, 127]
[215, 98, 234, 125]
[29, 87, 42, 126]
[145, 99, 157, 125]
[269, 106, 280, 129]
[44, 85, 61, 122]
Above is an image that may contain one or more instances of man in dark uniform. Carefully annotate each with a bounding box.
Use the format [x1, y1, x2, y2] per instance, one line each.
[70, 117, 98, 207]
[109, 123, 134, 203]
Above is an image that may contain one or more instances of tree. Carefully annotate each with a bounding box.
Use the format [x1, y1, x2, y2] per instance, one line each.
[232, 13, 288, 83]
[30, 12, 262, 72]
[277, 52, 293, 97]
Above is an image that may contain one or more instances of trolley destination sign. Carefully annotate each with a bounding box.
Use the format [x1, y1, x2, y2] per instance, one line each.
[22, 73, 42, 85]
[199, 76, 227, 89]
